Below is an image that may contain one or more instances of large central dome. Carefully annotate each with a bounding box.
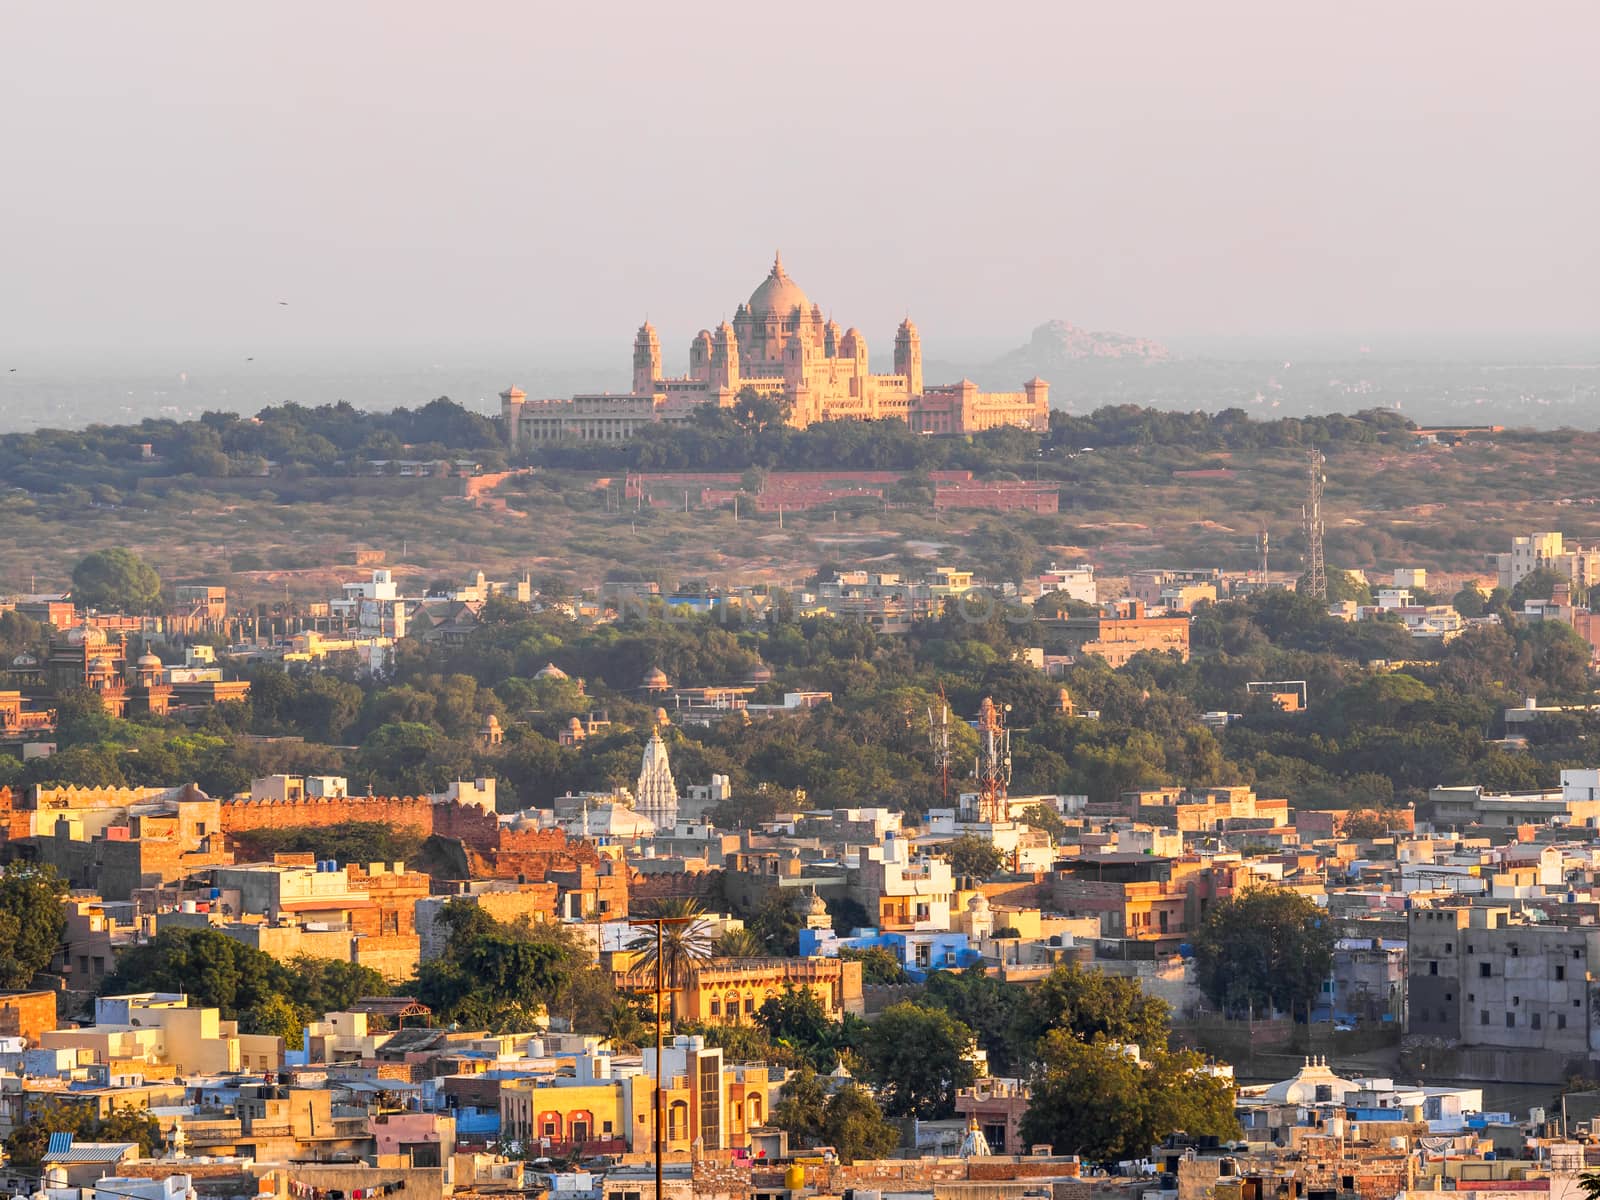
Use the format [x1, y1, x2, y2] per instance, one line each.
[747, 251, 811, 317]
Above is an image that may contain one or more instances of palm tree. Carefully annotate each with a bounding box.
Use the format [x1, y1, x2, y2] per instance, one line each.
[627, 898, 713, 1027]
[713, 927, 766, 959]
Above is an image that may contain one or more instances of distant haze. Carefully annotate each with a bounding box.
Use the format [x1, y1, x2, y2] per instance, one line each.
[4, 1, 1598, 387]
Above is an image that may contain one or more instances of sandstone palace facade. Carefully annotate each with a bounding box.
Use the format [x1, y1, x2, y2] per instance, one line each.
[502, 254, 1049, 444]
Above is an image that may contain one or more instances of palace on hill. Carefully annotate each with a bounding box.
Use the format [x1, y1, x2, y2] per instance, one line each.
[502, 253, 1049, 443]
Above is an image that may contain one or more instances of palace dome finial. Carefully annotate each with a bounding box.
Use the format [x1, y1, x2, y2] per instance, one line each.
[749, 252, 810, 317]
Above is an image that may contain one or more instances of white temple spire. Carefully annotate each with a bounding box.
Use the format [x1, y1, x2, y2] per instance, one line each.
[636, 726, 679, 830]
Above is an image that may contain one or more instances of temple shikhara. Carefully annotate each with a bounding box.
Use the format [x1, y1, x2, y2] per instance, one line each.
[502, 253, 1049, 443]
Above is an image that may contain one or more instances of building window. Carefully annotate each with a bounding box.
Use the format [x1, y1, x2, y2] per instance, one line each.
[1559, 1014, 1568, 1030]
[1479, 962, 1491, 977]
[710, 1001, 720, 1016]
[1557, 965, 1566, 981]
[1532, 1013, 1542, 1029]
[1429, 962, 1438, 975]
[1506, 1012, 1516, 1028]
[1445, 942, 1453, 953]
[1481, 1011, 1490, 1025]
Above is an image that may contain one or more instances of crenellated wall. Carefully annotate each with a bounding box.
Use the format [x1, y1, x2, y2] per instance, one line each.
[220, 794, 436, 838]
[219, 794, 503, 855]
[431, 800, 500, 852]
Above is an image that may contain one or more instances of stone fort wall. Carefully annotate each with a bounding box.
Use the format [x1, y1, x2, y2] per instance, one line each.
[220, 795, 435, 838]
[219, 795, 500, 853]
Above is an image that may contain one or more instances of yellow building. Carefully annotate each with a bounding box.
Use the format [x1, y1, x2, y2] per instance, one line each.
[497, 1043, 781, 1154]
[503, 255, 1049, 443]
[614, 955, 863, 1027]
[500, 1077, 632, 1152]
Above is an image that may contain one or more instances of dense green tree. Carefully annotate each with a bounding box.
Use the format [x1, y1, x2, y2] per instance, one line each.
[1019, 1035, 1238, 1163]
[71, 548, 163, 612]
[1518, 620, 1594, 700]
[862, 1002, 977, 1119]
[1020, 802, 1071, 843]
[1034, 592, 1098, 619]
[135, 929, 275, 1017]
[838, 945, 908, 985]
[228, 821, 422, 865]
[284, 956, 386, 1016]
[1010, 962, 1172, 1059]
[1340, 808, 1407, 839]
[756, 984, 856, 1070]
[1325, 672, 1435, 734]
[941, 833, 1006, 881]
[27, 742, 127, 788]
[744, 891, 804, 956]
[821, 1083, 902, 1163]
[1451, 586, 1487, 618]
[244, 993, 312, 1045]
[0, 864, 68, 988]
[729, 386, 795, 435]
[1297, 569, 1371, 606]
[415, 904, 601, 1033]
[353, 721, 474, 793]
[713, 928, 767, 958]
[1511, 567, 1569, 608]
[769, 1065, 900, 1163]
[100, 927, 383, 1024]
[1193, 886, 1335, 1018]
[771, 1064, 830, 1145]
[0, 610, 43, 658]
[4, 1101, 162, 1174]
[923, 966, 1029, 1076]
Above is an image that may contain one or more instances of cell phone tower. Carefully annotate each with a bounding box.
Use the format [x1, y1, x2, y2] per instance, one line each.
[973, 696, 1012, 824]
[927, 687, 952, 807]
[1303, 449, 1327, 601]
[1257, 527, 1270, 586]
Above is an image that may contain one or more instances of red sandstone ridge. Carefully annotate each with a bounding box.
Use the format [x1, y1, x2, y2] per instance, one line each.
[982, 320, 1172, 376]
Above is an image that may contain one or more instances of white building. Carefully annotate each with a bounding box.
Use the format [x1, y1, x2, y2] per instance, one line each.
[1038, 563, 1097, 606]
[331, 569, 411, 638]
[856, 829, 955, 930]
[431, 778, 497, 811]
[248, 774, 349, 802]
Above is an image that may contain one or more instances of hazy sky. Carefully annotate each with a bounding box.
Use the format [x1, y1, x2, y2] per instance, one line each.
[5, 1, 1598, 359]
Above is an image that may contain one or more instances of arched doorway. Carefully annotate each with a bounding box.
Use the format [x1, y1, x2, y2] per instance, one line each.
[568, 1109, 593, 1145]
